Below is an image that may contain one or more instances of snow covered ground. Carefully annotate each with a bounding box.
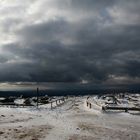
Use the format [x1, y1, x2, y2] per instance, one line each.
[0, 96, 140, 140]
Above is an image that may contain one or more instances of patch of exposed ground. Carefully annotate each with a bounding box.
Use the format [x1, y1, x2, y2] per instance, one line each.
[0, 117, 33, 124]
[78, 123, 140, 140]
[69, 134, 99, 140]
[0, 125, 53, 140]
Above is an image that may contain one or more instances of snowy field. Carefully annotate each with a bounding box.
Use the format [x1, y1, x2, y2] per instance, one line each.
[0, 96, 140, 140]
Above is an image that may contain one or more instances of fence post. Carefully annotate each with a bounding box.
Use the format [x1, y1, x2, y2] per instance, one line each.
[37, 87, 39, 108]
[90, 103, 91, 109]
[125, 108, 128, 112]
[102, 106, 104, 111]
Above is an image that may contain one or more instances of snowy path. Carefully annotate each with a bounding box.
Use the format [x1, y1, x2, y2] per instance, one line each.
[0, 96, 140, 140]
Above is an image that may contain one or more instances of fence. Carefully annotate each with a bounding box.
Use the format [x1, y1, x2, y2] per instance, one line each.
[86, 96, 140, 112]
[50, 96, 68, 109]
[0, 96, 69, 109]
[102, 106, 140, 112]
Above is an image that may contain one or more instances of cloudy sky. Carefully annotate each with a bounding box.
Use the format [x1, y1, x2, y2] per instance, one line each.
[0, 0, 140, 87]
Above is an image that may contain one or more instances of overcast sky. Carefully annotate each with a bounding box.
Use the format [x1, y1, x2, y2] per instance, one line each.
[0, 0, 140, 86]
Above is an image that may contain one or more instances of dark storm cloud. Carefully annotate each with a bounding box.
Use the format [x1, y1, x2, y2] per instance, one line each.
[0, 56, 8, 63]
[70, 0, 115, 9]
[0, 0, 140, 84]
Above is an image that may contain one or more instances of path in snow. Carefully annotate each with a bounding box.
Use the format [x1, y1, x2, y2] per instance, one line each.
[0, 96, 140, 140]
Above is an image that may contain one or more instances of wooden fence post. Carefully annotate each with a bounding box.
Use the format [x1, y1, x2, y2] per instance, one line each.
[90, 103, 91, 109]
[37, 87, 39, 108]
[125, 109, 128, 112]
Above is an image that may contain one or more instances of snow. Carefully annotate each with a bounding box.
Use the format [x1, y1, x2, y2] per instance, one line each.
[14, 99, 25, 105]
[0, 96, 140, 140]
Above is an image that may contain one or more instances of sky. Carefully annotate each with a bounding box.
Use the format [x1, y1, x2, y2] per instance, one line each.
[0, 0, 140, 88]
